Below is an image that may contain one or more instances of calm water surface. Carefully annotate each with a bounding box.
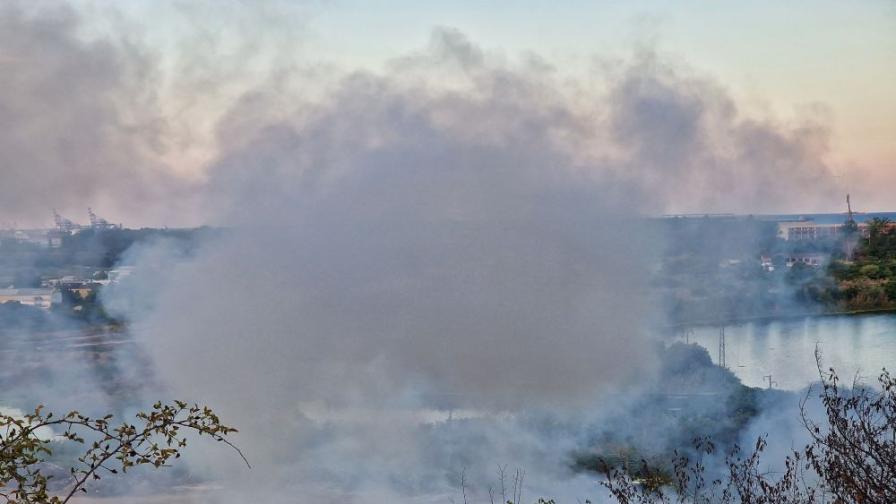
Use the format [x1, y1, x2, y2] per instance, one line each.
[683, 313, 896, 390]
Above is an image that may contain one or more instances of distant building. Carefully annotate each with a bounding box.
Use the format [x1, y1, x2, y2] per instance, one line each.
[107, 266, 135, 283]
[0, 229, 44, 246]
[45, 276, 80, 287]
[43, 276, 103, 298]
[777, 221, 868, 241]
[46, 230, 66, 248]
[786, 253, 830, 268]
[63, 283, 96, 299]
[0, 288, 60, 309]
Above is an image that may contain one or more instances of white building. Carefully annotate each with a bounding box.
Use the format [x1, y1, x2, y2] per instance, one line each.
[777, 221, 868, 241]
[0, 288, 60, 309]
[107, 266, 135, 283]
[786, 253, 830, 268]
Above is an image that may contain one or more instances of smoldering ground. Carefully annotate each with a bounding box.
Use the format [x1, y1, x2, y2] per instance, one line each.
[1, 3, 862, 502]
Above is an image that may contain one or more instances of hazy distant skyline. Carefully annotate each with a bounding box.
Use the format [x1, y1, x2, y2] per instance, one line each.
[3, 1, 894, 227]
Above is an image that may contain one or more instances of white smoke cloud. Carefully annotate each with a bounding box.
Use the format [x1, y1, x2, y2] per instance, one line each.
[604, 53, 840, 214]
[98, 29, 663, 502]
[92, 25, 860, 502]
[0, 3, 851, 228]
[2, 4, 872, 501]
[0, 2, 201, 228]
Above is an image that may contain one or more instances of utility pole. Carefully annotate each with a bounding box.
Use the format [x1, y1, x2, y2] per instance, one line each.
[718, 326, 726, 369]
[763, 374, 777, 390]
[844, 194, 859, 260]
[847, 194, 854, 223]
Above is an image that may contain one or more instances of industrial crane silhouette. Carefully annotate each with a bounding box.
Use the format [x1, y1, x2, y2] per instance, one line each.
[87, 207, 117, 230]
[50, 208, 119, 233]
[843, 194, 860, 259]
[846, 194, 857, 229]
[52, 209, 77, 233]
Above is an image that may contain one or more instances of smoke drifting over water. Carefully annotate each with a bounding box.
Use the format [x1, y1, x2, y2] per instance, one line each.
[1, 3, 874, 501]
[115, 30, 830, 500]
[118, 32, 658, 501]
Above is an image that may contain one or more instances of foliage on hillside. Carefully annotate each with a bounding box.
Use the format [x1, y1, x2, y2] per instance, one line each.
[656, 217, 896, 325]
[824, 218, 896, 310]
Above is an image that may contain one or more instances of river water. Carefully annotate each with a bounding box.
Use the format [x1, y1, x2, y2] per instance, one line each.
[682, 313, 896, 390]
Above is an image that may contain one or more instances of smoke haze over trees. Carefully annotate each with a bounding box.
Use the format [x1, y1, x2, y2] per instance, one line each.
[2, 2, 895, 503]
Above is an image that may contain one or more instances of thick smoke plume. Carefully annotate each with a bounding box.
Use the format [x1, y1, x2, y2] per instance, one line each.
[109, 29, 845, 501]
[605, 54, 840, 214]
[1, 3, 873, 502]
[0, 2, 192, 227]
[1, 3, 852, 228]
[115, 32, 658, 501]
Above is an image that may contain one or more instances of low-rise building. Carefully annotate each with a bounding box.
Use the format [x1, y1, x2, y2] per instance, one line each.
[63, 282, 98, 299]
[786, 253, 830, 268]
[0, 288, 60, 309]
[777, 221, 868, 241]
[107, 266, 135, 283]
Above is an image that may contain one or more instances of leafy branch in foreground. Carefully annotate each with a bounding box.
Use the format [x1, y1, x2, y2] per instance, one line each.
[802, 368, 896, 503]
[0, 401, 247, 503]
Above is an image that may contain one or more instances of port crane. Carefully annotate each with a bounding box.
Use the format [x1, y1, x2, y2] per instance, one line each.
[52, 209, 78, 233]
[845, 194, 858, 230]
[87, 208, 118, 230]
[51, 208, 120, 233]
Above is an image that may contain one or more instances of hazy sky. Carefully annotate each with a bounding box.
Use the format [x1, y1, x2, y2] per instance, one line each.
[311, 0, 896, 173]
[172, 0, 893, 170]
[3, 0, 895, 227]
[120, 0, 895, 164]
[83, 0, 896, 168]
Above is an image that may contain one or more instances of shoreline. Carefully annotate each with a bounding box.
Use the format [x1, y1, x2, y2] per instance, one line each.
[664, 306, 896, 331]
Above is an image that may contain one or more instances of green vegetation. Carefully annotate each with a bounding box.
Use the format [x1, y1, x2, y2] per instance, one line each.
[0, 227, 217, 328]
[654, 217, 789, 324]
[0, 287, 114, 330]
[822, 217, 896, 310]
[656, 216, 896, 325]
